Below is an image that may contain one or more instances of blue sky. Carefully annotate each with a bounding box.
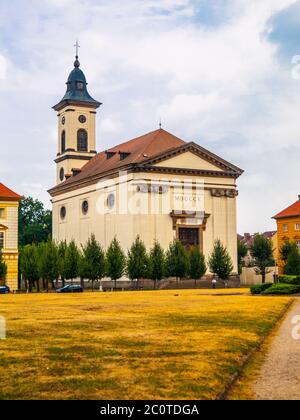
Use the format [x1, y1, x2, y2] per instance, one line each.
[1, 0, 300, 233]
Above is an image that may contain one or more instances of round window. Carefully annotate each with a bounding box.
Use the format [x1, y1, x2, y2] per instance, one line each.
[82, 200, 89, 215]
[60, 206, 66, 220]
[79, 115, 87, 124]
[107, 193, 115, 209]
[59, 167, 65, 181]
[62, 116, 66, 125]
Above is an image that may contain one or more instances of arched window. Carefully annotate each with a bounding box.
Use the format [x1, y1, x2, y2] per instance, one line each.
[77, 129, 88, 152]
[61, 130, 66, 153]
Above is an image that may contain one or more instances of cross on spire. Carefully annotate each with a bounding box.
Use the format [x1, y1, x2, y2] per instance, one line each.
[74, 40, 80, 58]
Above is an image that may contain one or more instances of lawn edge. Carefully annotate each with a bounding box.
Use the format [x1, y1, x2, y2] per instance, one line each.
[216, 298, 295, 401]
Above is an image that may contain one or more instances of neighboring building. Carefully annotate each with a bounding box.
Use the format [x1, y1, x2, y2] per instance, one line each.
[273, 196, 300, 273]
[238, 231, 277, 266]
[48, 54, 244, 275]
[0, 183, 22, 290]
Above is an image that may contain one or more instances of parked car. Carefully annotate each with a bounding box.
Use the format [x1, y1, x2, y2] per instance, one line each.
[56, 285, 83, 293]
[0, 286, 10, 294]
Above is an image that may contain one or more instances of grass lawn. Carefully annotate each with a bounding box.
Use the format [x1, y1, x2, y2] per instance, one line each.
[0, 289, 291, 400]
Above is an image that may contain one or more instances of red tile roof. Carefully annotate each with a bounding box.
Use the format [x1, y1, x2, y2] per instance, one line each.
[49, 128, 243, 195]
[273, 199, 300, 219]
[0, 183, 22, 201]
[57, 128, 185, 187]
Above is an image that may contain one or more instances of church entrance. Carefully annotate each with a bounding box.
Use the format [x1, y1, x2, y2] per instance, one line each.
[178, 227, 200, 250]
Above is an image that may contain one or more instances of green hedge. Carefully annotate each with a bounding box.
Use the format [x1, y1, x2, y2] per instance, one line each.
[250, 283, 273, 295]
[261, 283, 300, 295]
[278, 275, 300, 285]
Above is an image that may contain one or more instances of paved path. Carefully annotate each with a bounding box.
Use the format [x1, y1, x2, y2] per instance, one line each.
[253, 298, 300, 400]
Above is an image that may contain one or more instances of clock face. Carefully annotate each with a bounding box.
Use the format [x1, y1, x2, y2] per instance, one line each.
[79, 115, 87, 124]
[62, 116, 65, 125]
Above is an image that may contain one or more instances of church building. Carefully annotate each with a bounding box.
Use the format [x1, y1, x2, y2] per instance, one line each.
[48, 53, 243, 275]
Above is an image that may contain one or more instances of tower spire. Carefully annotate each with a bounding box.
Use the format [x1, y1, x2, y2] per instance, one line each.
[74, 40, 81, 68]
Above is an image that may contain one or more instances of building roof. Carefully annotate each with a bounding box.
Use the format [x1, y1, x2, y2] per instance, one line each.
[0, 183, 22, 201]
[49, 128, 243, 196]
[53, 57, 102, 111]
[273, 198, 300, 220]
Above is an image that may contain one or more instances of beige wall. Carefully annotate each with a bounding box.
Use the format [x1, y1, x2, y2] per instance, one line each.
[52, 169, 239, 274]
[240, 267, 276, 285]
[55, 105, 98, 184]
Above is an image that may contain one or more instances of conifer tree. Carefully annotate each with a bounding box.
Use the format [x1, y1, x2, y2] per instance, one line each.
[149, 241, 165, 289]
[127, 236, 149, 289]
[237, 239, 248, 274]
[106, 237, 126, 290]
[80, 234, 106, 290]
[57, 240, 67, 287]
[39, 239, 59, 291]
[189, 247, 207, 285]
[209, 239, 234, 283]
[165, 239, 189, 284]
[20, 244, 40, 292]
[284, 245, 300, 275]
[63, 240, 80, 284]
[250, 234, 274, 284]
[0, 249, 7, 282]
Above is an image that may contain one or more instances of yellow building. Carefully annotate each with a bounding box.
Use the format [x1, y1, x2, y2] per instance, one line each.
[49, 54, 244, 277]
[273, 196, 300, 273]
[0, 183, 22, 290]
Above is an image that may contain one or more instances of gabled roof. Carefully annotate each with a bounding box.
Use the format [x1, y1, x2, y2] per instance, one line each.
[49, 128, 243, 196]
[273, 199, 300, 220]
[0, 183, 22, 201]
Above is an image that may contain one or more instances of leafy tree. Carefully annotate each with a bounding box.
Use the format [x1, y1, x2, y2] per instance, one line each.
[209, 239, 234, 283]
[237, 240, 248, 274]
[280, 241, 295, 272]
[284, 245, 300, 275]
[106, 237, 126, 290]
[0, 249, 7, 281]
[127, 236, 149, 289]
[19, 197, 52, 246]
[57, 241, 68, 287]
[63, 240, 80, 284]
[165, 239, 189, 284]
[20, 244, 40, 292]
[149, 241, 165, 289]
[38, 239, 59, 291]
[250, 234, 274, 284]
[189, 247, 207, 285]
[80, 235, 106, 290]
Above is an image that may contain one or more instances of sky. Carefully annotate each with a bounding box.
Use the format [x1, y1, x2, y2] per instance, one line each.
[1, 0, 300, 234]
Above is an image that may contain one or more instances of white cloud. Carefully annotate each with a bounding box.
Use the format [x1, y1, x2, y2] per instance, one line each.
[0, 54, 7, 79]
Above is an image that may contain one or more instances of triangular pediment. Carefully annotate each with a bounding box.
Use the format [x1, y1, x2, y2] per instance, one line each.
[139, 142, 243, 175]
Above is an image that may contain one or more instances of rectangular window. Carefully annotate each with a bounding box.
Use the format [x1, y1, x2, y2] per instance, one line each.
[0, 208, 4, 219]
[283, 224, 288, 232]
[296, 241, 300, 252]
[295, 223, 300, 231]
[0, 232, 4, 249]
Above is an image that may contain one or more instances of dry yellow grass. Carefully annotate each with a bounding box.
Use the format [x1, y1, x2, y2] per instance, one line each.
[0, 289, 291, 400]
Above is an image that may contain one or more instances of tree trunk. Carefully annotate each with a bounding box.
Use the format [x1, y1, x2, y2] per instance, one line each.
[51, 280, 55, 290]
[115, 279, 117, 291]
[28, 280, 32, 293]
[62, 277, 65, 287]
[80, 277, 84, 288]
[262, 269, 266, 284]
[36, 279, 40, 293]
[42, 278, 46, 290]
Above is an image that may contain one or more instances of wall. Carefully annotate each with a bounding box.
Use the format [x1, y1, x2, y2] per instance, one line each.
[240, 267, 276, 285]
[52, 169, 239, 274]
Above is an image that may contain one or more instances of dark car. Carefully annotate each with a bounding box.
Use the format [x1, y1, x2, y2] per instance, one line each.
[56, 285, 83, 293]
[0, 286, 10, 294]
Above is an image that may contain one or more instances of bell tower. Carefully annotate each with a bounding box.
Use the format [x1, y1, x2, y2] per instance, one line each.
[53, 44, 102, 184]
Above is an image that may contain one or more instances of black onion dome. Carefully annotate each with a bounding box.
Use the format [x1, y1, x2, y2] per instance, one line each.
[53, 57, 102, 111]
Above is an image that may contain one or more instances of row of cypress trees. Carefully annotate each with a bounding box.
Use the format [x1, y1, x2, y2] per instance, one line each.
[19, 235, 233, 292]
